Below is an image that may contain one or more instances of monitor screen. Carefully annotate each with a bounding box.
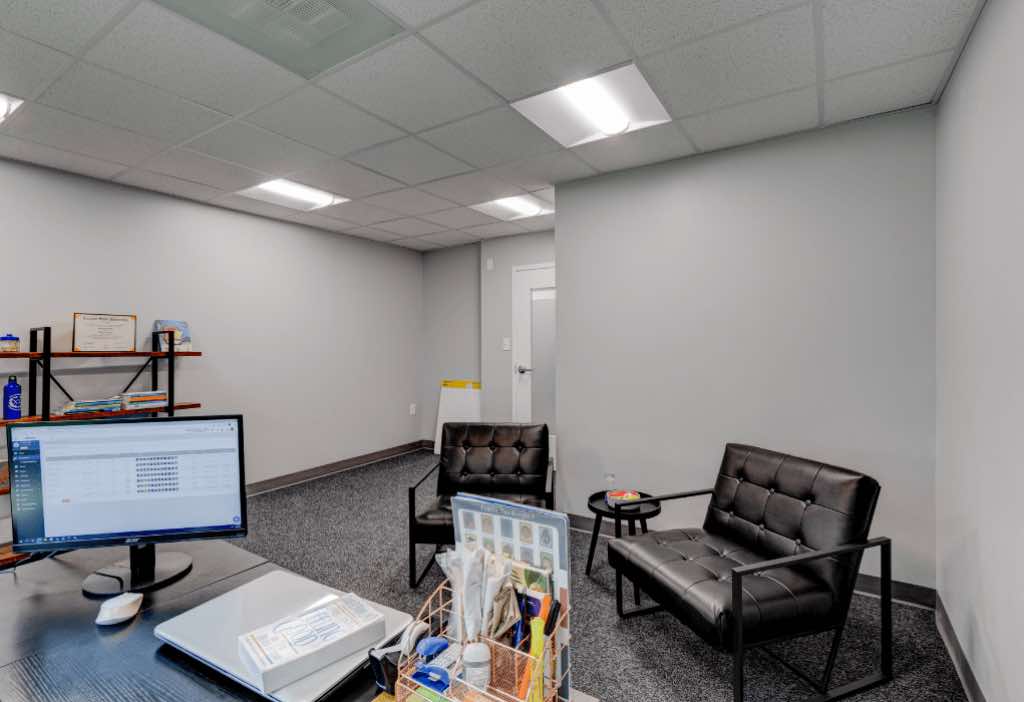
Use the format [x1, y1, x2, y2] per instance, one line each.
[7, 416, 246, 552]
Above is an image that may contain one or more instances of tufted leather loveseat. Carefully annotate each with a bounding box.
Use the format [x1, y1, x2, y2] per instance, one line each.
[608, 443, 891, 701]
[408, 423, 551, 587]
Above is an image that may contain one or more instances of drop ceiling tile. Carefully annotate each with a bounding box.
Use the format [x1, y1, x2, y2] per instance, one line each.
[0, 0, 135, 54]
[420, 107, 561, 169]
[319, 200, 402, 225]
[114, 169, 221, 202]
[213, 192, 304, 221]
[393, 237, 441, 250]
[346, 226, 404, 242]
[143, 148, 266, 191]
[288, 211, 357, 233]
[825, 52, 953, 125]
[0, 28, 73, 100]
[246, 87, 403, 158]
[486, 151, 595, 190]
[531, 186, 555, 205]
[40, 63, 226, 144]
[463, 221, 528, 238]
[360, 188, 456, 216]
[517, 213, 555, 232]
[372, 217, 448, 236]
[600, 0, 804, 57]
[348, 137, 471, 185]
[319, 36, 500, 133]
[423, 0, 629, 100]
[421, 207, 499, 229]
[0, 102, 165, 166]
[0, 134, 125, 179]
[573, 122, 695, 172]
[682, 86, 819, 152]
[85, 1, 305, 115]
[419, 172, 525, 206]
[288, 159, 403, 199]
[823, 0, 978, 79]
[419, 230, 478, 246]
[641, 5, 816, 118]
[370, 0, 474, 27]
[186, 122, 330, 175]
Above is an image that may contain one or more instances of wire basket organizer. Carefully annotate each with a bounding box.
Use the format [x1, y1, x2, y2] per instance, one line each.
[396, 579, 571, 702]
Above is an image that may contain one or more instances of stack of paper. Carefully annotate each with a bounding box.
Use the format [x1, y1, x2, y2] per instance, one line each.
[60, 398, 122, 415]
[119, 390, 168, 410]
[238, 592, 386, 693]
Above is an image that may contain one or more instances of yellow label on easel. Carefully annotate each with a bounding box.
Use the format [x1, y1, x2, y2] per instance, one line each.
[441, 379, 481, 389]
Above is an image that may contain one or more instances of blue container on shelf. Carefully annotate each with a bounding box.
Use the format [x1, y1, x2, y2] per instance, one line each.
[0, 333, 19, 353]
[3, 375, 21, 420]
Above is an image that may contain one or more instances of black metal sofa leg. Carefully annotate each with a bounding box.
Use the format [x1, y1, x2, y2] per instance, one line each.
[409, 541, 437, 588]
[614, 570, 663, 618]
[731, 541, 894, 702]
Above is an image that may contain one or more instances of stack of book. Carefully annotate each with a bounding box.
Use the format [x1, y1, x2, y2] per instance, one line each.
[119, 390, 168, 411]
[60, 398, 122, 415]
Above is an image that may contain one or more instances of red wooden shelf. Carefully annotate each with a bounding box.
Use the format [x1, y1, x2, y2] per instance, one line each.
[0, 352, 41, 359]
[0, 402, 201, 428]
[0, 545, 28, 569]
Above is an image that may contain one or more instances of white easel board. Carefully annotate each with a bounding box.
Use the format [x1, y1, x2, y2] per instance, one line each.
[433, 379, 481, 453]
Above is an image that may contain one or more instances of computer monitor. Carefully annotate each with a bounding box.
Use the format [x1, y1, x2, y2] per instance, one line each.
[6, 415, 246, 596]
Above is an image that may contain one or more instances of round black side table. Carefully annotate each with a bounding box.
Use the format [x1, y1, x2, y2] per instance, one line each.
[585, 490, 662, 576]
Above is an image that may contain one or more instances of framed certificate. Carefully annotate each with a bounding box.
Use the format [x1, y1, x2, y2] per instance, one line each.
[72, 313, 137, 352]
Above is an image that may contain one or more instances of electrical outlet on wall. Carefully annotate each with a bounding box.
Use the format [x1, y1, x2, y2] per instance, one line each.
[486, 257, 494, 271]
[502, 337, 512, 351]
[409, 403, 417, 415]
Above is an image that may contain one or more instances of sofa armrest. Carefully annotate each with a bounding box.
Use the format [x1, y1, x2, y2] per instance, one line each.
[730, 537, 892, 675]
[408, 463, 441, 520]
[612, 488, 713, 518]
[731, 536, 890, 578]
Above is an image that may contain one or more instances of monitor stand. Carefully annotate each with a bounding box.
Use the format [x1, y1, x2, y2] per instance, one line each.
[82, 544, 193, 597]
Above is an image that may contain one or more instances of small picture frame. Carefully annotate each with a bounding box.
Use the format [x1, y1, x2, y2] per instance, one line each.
[72, 313, 137, 352]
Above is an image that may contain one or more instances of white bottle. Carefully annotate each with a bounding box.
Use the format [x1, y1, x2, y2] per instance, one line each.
[462, 641, 491, 689]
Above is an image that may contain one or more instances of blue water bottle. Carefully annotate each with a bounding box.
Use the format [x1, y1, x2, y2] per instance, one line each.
[3, 376, 21, 420]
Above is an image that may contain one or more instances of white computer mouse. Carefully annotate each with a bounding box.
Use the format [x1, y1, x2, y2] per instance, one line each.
[95, 592, 144, 626]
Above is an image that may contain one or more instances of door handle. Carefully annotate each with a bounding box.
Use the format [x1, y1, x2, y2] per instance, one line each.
[517, 365, 533, 374]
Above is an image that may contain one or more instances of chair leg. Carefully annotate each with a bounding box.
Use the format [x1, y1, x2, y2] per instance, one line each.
[749, 545, 894, 701]
[614, 569, 663, 619]
[409, 541, 436, 588]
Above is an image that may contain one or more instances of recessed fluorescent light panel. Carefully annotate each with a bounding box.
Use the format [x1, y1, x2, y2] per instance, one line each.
[154, 0, 403, 79]
[470, 195, 553, 222]
[238, 179, 348, 211]
[511, 64, 671, 148]
[0, 93, 24, 125]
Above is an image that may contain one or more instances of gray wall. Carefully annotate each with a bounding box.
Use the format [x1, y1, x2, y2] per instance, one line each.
[557, 111, 937, 587]
[419, 243, 481, 439]
[0, 159, 423, 487]
[936, 0, 1022, 698]
[479, 232, 555, 421]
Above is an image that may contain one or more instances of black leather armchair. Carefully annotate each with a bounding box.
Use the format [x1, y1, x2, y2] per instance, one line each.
[408, 422, 552, 587]
[609, 443, 891, 701]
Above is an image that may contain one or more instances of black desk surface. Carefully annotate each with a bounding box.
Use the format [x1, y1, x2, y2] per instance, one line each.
[0, 541, 381, 702]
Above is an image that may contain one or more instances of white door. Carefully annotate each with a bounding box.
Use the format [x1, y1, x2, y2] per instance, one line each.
[512, 264, 556, 430]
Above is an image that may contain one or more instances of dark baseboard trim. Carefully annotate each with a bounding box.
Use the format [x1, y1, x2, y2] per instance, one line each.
[856, 572, 936, 609]
[569, 512, 937, 608]
[418, 439, 434, 450]
[246, 441, 427, 495]
[936, 594, 987, 702]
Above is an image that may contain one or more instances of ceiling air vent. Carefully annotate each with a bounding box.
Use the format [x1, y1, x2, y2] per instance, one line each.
[155, 0, 402, 78]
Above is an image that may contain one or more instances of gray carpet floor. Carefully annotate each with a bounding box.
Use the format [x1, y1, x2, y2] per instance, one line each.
[238, 450, 967, 702]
